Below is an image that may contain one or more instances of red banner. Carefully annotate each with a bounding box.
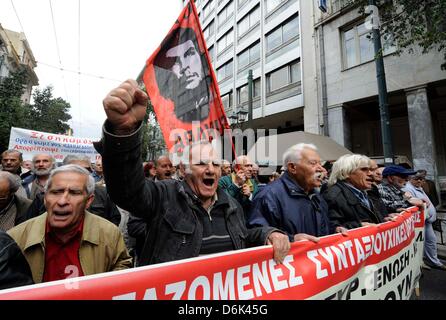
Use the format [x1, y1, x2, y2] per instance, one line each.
[141, 0, 229, 152]
[0, 207, 424, 300]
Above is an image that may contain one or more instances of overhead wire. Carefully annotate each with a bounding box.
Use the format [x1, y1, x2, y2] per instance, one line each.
[77, 0, 81, 133]
[48, 0, 69, 102]
[10, 0, 26, 34]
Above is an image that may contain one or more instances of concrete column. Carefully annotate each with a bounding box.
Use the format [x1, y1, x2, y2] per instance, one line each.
[406, 85, 437, 179]
[327, 104, 351, 149]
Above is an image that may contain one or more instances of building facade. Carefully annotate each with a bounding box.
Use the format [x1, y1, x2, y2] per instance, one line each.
[185, 0, 446, 193]
[0, 24, 39, 104]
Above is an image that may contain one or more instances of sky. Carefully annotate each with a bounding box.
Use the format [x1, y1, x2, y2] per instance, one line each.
[0, 0, 182, 140]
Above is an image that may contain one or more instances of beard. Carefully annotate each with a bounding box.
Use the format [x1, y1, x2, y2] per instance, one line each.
[34, 168, 52, 176]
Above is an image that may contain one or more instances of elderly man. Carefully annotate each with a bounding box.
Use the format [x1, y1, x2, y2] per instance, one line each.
[403, 172, 446, 270]
[377, 165, 423, 213]
[221, 159, 232, 176]
[219, 155, 258, 219]
[0, 172, 32, 231]
[92, 156, 105, 185]
[248, 143, 330, 242]
[155, 155, 174, 181]
[323, 155, 392, 233]
[22, 153, 56, 200]
[26, 155, 121, 226]
[1, 150, 27, 198]
[95, 79, 290, 266]
[8, 165, 132, 283]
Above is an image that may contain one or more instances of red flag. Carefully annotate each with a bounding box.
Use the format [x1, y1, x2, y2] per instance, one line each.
[141, 0, 229, 152]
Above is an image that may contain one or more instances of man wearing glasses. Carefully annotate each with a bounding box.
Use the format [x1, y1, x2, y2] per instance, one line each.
[403, 171, 446, 271]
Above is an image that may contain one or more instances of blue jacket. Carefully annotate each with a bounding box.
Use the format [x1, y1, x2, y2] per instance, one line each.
[248, 172, 330, 240]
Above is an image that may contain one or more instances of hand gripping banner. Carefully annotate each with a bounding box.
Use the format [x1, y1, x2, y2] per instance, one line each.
[0, 207, 424, 300]
[140, 0, 230, 153]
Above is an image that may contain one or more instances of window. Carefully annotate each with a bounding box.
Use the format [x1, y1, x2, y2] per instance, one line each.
[266, 15, 299, 53]
[237, 78, 261, 104]
[265, 0, 287, 13]
[218, 1, 234, 27]
[208, 45, 215, 63]
[217, 29, 234, 54]
[267, 61, 300, 93]
[237, 6, 260, 36]
[221, 91, 233, 109]
[217, 60, 233, 81]
[342, 21, 396, 69]
[203, 20, 215, 41]
[202, 0, 214, 19]
[238, 0, 249, 8]
[237, 42, 260, 69]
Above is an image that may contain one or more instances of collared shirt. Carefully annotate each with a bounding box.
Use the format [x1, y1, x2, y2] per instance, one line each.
[377, 180, 411, 212]
[343, 182, 371, 209]
[43, 219, 85, 283]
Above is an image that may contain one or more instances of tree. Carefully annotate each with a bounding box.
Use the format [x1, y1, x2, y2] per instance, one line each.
[25, 86, 72, 134]
[354, 0, 446, 69]
[0, 69, 28, 152]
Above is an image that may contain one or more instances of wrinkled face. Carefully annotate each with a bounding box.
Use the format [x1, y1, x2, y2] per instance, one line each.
[252, 165, 259, 178]
[186, 144, 221, 202]
[410, 176, 425, 188]
[287, 148, 323, 192]
[348, 164, 374, 190]
[236, 157, 254, 179]
[22, 160, 33, 170]
[0, 178, 12, 209]
[33, 154, 54, 176]
[94, 159, 103, 175]
[221, 163, 232, 176]
[166, 40, 203, 90]
[372, 166, 384, 183]
[44, 172, 94, 234]
[388, 175, 408, 189]
[156, 156, 173, 180]
[1, 153, 21, 174]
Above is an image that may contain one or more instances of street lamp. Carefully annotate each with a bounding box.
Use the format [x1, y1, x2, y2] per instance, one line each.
[228, 108, 248, 127]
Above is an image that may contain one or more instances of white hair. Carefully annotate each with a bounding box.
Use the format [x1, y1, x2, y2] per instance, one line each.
[282, 143, 317, 168]
[45, 164, 95, 195]
[328, 154, 371, 187]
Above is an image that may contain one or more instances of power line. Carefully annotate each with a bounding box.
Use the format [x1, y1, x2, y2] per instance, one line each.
[10, 0, 26, 34]
[48, 0, 69, 102]
[78, 0, 81, 133]
[37, 61, 122, 83]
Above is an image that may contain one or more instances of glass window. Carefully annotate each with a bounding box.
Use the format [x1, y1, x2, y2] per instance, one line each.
[221, 92, 233, 109]
[238, 0, 249, 8]
[359, 33, 374, 63]
[269, 66, 288, 91]
[237, 6, 260, 37]
[208, 46, 214, 63]
[282, 16, 299, 43]
[238, 85, 248, 104]
[238, 16, 249, 35]
[290, 62, 300, 83]
[265, 0, 285, 13]
[254, 78, 261, 98]
[218, 1, 234, 26]
[238, 50, 249, 68]
[250, 42, 260, 62]
[217, 29, 233, 54]
[266, 28, 281, 52]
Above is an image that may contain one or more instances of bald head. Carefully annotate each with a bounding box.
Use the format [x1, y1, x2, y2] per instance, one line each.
[156, 155, 173, 180]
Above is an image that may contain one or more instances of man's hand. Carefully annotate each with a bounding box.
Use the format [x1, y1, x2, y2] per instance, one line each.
[361, 222, 377, 227]
[335, 226, 349, 237]
[103, 79, 148, 135]
[267, 232, 290, 264]
[383, 212, 400, 222]
[241, 184, 251, 197]
[294, 233, 320, 243]
[234, 170, 246, 186]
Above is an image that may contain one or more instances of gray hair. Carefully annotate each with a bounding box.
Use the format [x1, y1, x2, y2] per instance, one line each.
[0, 171, 21, 193]
[282, 143, 318, 168]
[63, 155, 91, 166]
[328, 154, 371, 187]
[45, 164, 95, 195]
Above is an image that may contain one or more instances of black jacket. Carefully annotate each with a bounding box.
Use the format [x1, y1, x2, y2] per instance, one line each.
[95, 122, 277, 266]
[0, 231, 34, 290]
[25, 185, 121, 226]
[323, 182, 386, 232]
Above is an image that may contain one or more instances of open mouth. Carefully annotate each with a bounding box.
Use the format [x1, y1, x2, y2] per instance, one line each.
[203, 178, 215, 187]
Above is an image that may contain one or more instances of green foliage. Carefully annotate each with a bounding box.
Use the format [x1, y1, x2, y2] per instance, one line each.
[0, 69, 28, 152]
[355, 0, 446, 69]
[25, 86, 72, 134]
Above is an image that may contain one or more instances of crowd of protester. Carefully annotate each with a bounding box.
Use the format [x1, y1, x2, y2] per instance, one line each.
[0, 79, 444, 291]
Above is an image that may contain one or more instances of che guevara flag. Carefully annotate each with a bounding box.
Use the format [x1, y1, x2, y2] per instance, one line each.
[140, 0, 230, 152]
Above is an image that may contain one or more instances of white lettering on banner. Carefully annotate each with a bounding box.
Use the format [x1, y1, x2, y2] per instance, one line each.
[307, 216, 415, 279]
[237, 265, 254, 299]
[252, 261, 272, 296]
[213, 270, 235, 299]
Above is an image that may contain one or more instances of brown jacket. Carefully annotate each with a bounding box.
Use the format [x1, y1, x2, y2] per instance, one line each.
[8, 211, 132, 283]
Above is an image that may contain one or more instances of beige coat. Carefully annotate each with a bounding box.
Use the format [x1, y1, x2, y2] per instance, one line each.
[8, 211, 132, 283]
